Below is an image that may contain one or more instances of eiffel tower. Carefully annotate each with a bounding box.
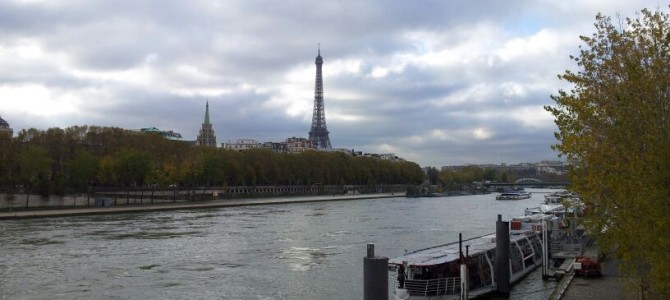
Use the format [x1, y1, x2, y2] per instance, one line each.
[308, 47, 332, 149]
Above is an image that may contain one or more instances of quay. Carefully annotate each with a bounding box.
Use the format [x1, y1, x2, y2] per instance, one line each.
[0, 192, 404, 220]
[552, 245, 628, 300]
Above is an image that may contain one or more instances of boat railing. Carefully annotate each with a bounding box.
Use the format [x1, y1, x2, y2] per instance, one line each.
[401, 277, 460, 296]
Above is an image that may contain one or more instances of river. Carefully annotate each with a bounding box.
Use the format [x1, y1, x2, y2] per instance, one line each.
[0, 189, 558, 300]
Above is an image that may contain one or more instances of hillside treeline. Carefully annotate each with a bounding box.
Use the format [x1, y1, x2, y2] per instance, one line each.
[0, 126, 424, 198]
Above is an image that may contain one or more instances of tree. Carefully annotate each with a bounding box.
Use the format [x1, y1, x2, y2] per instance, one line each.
[426, 167, 439, 185]
[545, 9, 670, 297]
[67, 150, 99, 194]
[17, 146, 53, 207]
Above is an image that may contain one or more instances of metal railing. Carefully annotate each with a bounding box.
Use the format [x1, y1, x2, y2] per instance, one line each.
[401, 277, 460, 296]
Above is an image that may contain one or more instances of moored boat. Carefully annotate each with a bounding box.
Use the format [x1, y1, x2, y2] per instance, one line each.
[495, 191, 531, 200]
[388, 230, 543, 299]
[544, 191, 579, 204]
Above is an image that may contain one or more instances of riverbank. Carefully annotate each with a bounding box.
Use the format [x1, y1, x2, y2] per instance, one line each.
[0, 192, 405, 220]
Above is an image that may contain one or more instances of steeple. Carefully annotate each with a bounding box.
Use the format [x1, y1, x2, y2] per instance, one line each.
[196, 101, 217, 147]
[204, 101, 211, 125]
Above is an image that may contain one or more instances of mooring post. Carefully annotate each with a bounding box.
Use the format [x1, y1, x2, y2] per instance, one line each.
[459, 233, 469, 300]
[364, 243, 388, 300]
[495, 214, 511, 295]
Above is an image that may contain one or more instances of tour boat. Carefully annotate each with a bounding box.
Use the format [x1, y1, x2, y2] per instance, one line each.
[388, 230, 543, 299]
[544, 191, 578, 204]
[495, 191, 531, 200]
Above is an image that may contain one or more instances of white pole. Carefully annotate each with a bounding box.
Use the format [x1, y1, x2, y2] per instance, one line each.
[542, 218, 549, 278]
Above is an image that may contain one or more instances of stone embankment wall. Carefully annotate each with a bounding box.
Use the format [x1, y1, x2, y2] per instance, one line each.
[0, 184, 407, 209]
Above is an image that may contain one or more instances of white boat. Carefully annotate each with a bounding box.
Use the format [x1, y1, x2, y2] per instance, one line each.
[544, 191, 578, 204]
[388, 230, 543, 300]
[495, 191, 531, 200]
[524, 204, 565, 216]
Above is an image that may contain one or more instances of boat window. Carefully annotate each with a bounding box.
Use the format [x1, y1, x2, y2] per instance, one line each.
[518, 238, 534, 266]
[466, 255, 482, 289]
[431, 261, 459, 279]
[477, 253, 493, 286]
[485, 249, 495, 276]
[531, 236, 543, 260]
[509, 242, 523, 273]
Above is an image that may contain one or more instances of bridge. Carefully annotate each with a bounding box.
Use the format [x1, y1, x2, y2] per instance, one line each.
[515, 177, 542, 183]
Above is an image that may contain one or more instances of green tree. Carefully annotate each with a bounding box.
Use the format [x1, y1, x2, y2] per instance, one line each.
[0, 134, 16, 189]
[426, 167, 439, 185]
[17, 146, 53, 207]
[67, 150, 99, 192]
[546, 9, 670, 297]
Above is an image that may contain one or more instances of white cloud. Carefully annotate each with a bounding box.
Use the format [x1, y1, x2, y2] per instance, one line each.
[0, 84, 80, 116]
[473, 128, 493, 140]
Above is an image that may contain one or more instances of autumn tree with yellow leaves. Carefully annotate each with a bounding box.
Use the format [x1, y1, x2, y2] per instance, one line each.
[546, 9, 670, 298]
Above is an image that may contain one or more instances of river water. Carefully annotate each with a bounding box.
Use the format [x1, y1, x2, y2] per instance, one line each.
[0, 189, 557, 300]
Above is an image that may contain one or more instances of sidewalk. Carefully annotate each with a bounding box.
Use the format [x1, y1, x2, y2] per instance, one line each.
[558, 245, 629, 300]
[0, 193, 404, 220]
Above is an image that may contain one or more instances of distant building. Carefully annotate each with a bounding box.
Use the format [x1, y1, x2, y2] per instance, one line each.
[0, 115, 13, 137]
[263, 141, 288, 153]
[222, 139, 263, 151]
[379, 153, 402, 162]
[196, 101, 217, 147]
[286, 137, 314, 153]
[536, 160, 568, 175]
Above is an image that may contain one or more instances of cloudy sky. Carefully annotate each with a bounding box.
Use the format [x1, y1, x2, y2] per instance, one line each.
[0, 0, 664, 167]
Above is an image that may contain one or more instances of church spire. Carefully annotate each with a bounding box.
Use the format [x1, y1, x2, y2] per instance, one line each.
[204, 101, 211, 125]
[197, 101, 217, 147]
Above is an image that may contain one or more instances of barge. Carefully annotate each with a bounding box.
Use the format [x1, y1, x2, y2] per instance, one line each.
[388, 230, 543, 299]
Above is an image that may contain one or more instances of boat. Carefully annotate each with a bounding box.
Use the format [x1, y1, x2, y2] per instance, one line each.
[524, 204, 566, 216]
[495, 190, 531, 200]
[388, 230, 543, 299]
[544, 191, 579, 204]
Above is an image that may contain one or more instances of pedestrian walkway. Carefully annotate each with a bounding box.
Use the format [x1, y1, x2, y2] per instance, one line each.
[0, 193, 404, 220]
[557, 245, 630, 300]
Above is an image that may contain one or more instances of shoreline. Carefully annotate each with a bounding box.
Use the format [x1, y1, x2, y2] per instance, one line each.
[0, 193, 405, 220]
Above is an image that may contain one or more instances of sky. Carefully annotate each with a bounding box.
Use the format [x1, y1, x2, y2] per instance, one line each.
[0, 0, 666, 167]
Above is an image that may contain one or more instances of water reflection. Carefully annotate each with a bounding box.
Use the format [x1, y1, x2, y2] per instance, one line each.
[278, 246, 343, 271]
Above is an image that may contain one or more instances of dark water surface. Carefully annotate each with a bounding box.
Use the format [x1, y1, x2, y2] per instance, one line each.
[1, 189, 557, 299]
